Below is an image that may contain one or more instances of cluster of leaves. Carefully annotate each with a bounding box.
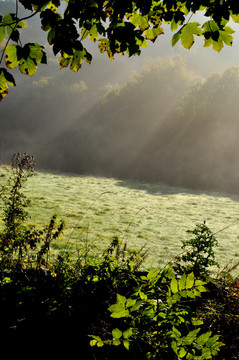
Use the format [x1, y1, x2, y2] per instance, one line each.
[1, 0, 239, 100]
[0, 153, 65, 271]
[0, 154, 238, 358]
[173, 222, 219, 279]
[90, 269, 225, 359]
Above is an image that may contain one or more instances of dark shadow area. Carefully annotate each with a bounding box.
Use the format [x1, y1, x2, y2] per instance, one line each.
[114, 177, 239, 203]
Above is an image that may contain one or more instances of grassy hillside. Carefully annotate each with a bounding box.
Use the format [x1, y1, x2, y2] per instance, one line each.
[1, 165, 238, 274]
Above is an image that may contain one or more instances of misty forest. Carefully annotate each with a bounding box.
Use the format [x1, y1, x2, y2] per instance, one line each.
[0, 0, 239, 359]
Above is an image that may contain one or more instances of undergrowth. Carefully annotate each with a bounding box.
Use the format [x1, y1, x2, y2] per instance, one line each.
[0, 153, 238, 359]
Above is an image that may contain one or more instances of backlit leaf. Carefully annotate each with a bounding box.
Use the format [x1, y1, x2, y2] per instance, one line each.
[0, 68, 15, 101]
[0, 26, 6, 44]
[172, 30, 181, 46]
[123, 340, 130, 350]
[19, 57, 38, 76]
[2, 68, 16, 86]
[170, 277, 178, 294]
[70, 50, 83, 72]
[178, 347, 187, 358]
[59, 53, 72, 68]
[112, 328, 122, 339]
[0, 71, 8, 101]
[179, 273, 186, 291]
[231, 13, 239, 23]
[89, 24, 98, 42]
[110, 309, 129, 318]
[181, 22, 202, 49]
[219, 27, 234, 46]
[4, 44, 19, 68]
[144, 26, 163, 41]
[147, 268, 159, 281]
[29, 43, 45, 62]
[123, 328, 133, 339]
[131, 12, 149, 31]
[197, 331, 212, 345]
[186, 272, 194, 289]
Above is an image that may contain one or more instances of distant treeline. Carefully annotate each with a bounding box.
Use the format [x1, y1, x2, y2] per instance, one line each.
[2, 56, 239, 195]
[41, 64, 239, 195]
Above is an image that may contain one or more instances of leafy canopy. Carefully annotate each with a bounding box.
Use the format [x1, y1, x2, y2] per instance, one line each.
[1, 0, 239, 100]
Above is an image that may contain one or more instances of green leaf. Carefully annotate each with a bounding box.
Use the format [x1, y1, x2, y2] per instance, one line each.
[191, 318, 204, 326]
[29, 43, 45, 63]
[19, 57, 38, 76]
[172, 30, 181, 46]
[2, 68, 16, 87]
[170, 278, 178, 294]
[4, 44, 19, 69]
[179, 273, 186, 290]
[0, 26, 6, 44]
[206, 334, 220, 347]
[123, 340, 130, 350]
[170, 18, 178, 31]
[139, 291, 147, 300]
[178, 347, 187, 358]
[219, 27, 234, 46]
[231, 13, 239, 23]
[123, 328, 133, 339]
[90, 339, 98, 346]
[89, 24, 98, 42]
[48, 28, 56, 45]
[186, 272, 194, 289]
[17, 19, 27, 29]
[108, 303, 125, 313]
[144, 25, 163, 41]
[212, 39, 223, 52]
[116, 294, 127, 305]
[0, 71, 9, 101]
[194, 279, 206, 286]
[196, 285, 207, 293]
[70, 50, 83, 72]
[126, 298, 136, 308]
[180, 22, 202, 49]
[171, 340, 178, 355]
[130, 300, 143, 311]
[81, 27, 89, 40]
[171, 326, 181, 338]
[112, 339, 121, 346]
[201, 348, 212, 358]
[112, 328, 122, 339]
[131, 12, 149, 31]
[110, 309, 129, 318]
[89, 335, 104, 347]
[185, 328, 201, 342]
[196, 331, 212, 346]
[147, 268, 159, 281]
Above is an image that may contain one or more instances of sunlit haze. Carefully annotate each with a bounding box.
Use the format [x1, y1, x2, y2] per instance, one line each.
[2, 0, 239, 195]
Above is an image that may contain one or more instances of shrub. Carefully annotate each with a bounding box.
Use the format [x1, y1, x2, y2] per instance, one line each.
[173, 222, 219, 279]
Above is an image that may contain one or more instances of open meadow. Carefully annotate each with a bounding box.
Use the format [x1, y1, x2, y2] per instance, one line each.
[0, 165, 239, 274]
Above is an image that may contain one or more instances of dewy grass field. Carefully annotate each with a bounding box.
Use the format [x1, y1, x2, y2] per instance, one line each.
[0, 165, 239, 274]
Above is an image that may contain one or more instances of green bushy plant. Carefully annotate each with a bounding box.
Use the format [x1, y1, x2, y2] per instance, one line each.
[0, 153, 65, 276]
[174, 223, 219, 279]
[90, 267, 224, 359]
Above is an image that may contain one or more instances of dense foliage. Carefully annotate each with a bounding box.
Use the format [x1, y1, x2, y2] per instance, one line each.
[0, 153, 238, 358]
[1, 0, 239, 100]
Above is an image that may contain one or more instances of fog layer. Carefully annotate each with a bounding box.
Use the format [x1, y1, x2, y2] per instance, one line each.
[32, 61, 239, 195]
